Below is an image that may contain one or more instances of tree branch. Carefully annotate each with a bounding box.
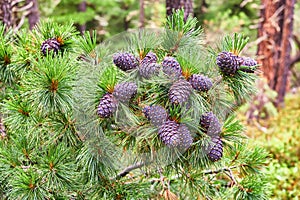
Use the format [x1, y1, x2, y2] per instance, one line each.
[202, 167, 232, 175]
[115, 161, 147, 179]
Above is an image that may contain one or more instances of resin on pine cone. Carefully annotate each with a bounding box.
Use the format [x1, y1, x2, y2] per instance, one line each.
[113, 52, 139, 71]
[158, 120, 193, 150]
[97, 93, 118, 118]
[169, 79, 192, 105]
[200, 112, 221, 137]
[206, 136, 223, 162]
[189, 74, 213, 92]
[113, 82, 137, 103]
[143, 105, 168, 127]
[162, 57, 182, 78]
[240, 57, 258, 73]
[216, 51, 243, 76]
[41, 38, 61, 55]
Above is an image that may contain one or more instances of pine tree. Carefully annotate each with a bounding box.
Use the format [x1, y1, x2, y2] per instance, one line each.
[0, 11, 269, 199]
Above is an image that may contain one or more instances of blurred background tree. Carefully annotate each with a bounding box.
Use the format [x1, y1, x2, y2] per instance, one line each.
[166, 0, 193, 20]
[257, 0, 295, 107]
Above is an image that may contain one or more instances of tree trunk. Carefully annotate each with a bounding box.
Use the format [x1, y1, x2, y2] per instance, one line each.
[257, 0, 295, 107]
[0, 0, 13, 30]
[77, 0, 87, 35]
[139, 0, 145, 28]
[26, 0, 40, 30]
[166, 0, 193, 21]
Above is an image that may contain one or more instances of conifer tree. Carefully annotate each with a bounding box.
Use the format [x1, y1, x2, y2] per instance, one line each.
[0, 10, 270, 199]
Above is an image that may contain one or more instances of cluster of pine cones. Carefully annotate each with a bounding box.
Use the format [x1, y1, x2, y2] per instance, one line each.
[95, 50, 241, 161]
[39, 37, 257, 161]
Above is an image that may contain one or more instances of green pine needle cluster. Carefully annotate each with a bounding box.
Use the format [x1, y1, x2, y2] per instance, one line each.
[0, 10, 270, 200]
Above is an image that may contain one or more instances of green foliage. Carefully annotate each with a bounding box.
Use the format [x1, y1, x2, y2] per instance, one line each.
[38, 0, 142, 39]
[0, 11, 269, 199]
[222, 33, 249, 55]
[166, 9, 202, 37]
[21, 55, 77, 115]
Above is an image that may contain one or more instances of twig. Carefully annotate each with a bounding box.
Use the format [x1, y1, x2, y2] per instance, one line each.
[14, 1, 33, 12]
[115, 161, 147, 179]
[202, 166, 237, 175]
[204, 166, 240, 189]
[168, 31, 184, 55]
[224, 168, 237, 186]
[11, 0, 25, 7]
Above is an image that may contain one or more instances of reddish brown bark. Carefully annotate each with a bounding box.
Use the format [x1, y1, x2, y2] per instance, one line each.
[166, 0, 193, 20]
[257, 0, 295, 107]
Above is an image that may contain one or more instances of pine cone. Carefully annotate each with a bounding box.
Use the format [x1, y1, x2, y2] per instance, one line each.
[216, 51, 243, 76]
[113, 52, 139, 71]
[113, 82, 137, 103]
[141, 51, 157, 65]
[41, 38, 61, 55]
[162, 57, 182, 78]
[177, 123, 193, 150]
[206, 136, 223, 162]
[240, 57, 257, 73]
[139, 63, 160, 79]
[143, 105, 168, 127]
[158, 120, 193, 149]
[200, 112, 221, 137]
[169, 79, 192, 105]
[97, 93, 118, 118]
[189, 74, 213, 92]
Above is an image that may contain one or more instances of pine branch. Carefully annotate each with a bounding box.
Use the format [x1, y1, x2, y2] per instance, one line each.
[115, 161, 147, 179]
[202, 166, 237, 175]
